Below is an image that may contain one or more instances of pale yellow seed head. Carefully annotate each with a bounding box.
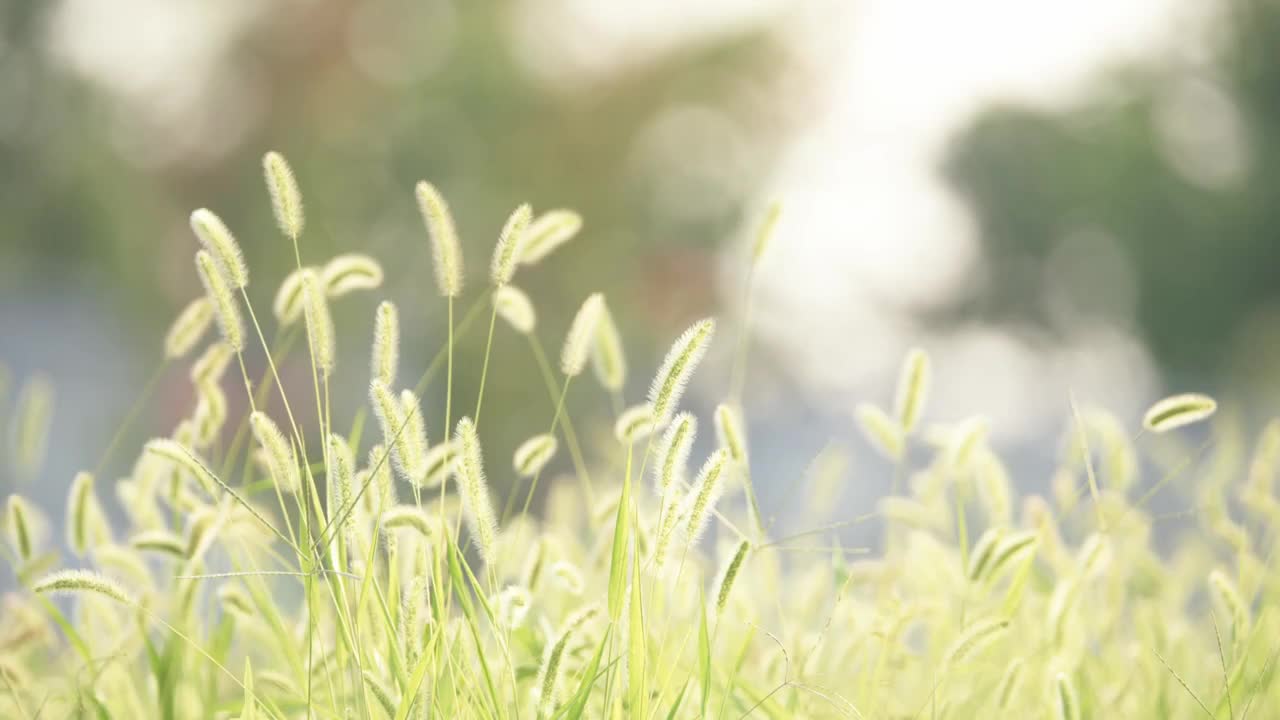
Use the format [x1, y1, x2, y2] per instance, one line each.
[491, 203, 531, 286]
[263, 151, 304, 240]
[415, 180, 464, 297]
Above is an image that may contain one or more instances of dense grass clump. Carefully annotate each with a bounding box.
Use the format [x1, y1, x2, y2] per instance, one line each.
[1, 153, 1276, 719]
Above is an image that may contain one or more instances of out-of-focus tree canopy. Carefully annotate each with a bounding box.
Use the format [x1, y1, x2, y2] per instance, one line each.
[942, 1, 1280, 404]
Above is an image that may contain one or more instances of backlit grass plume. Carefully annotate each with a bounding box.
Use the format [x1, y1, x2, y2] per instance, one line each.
[648, 317, 715, 426]
[561, 293, 604, 377]
[415, 180, 464, 297]
[9, 151, 1277, 720]
[455, 416, 498, 563]
[262, 150, 304, 240]
[194, 250, 244, 352]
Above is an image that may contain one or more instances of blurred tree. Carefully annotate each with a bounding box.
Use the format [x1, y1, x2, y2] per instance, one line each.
[941, 1, 1280, 403]
[0, 0, 800, 493]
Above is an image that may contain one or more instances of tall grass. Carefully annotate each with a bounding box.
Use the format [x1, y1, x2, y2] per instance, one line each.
[0, 153, 1276, 720]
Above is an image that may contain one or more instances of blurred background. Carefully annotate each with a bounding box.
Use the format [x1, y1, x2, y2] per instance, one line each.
[2, 0, 1278, 543]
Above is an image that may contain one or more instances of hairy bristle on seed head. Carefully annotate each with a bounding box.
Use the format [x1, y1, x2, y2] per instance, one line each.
[262, 151, 304, 240]
[714, 540, 750, 613]
[190, 209, 248, 288]
[561, 293, 604, 377]
[648, 318, 715, 427]
[455, 417, 498, 563]
[371, 301, 399, 388]
[513, 433, 558, 478]
[591, 300, 626, 392]
[614, 404, 656, 445]
[301, 270, 335, 376]
[518, 209, 582, 266]
[33, 569, 131, 604]
[273, 267, 311, 325]
[494, 285, 536, 334]
[164, 297, 214, 359]
[682, 448, 731, 542]
[893, 347, 931, 433]
[715, 403, 748, 465]
[654, 412, 697, 497]
[415, 181, 464, 298]
[322, 253, 383, 297]
[1142, 392, 1217, 432]
[195, 250, 244, 352]
[491, 203, 531, 286]
[250, 412, 300, 494]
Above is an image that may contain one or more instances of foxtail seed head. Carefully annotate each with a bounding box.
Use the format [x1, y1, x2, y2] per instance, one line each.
[273, 267, 311, 325]
[33, 569, 131, 604]
[591, 300, 626, 391]
[893, 348, 931, 433]
[371, 301, 399, 388]
[249, 412, 299, 494]
[855, 404, 903, 461]
[190, 209, 248, 288]
[322, 253, 383, 297]
[614, 404, 656, 445]
[654, 412, 696, 497]
[491, 203, 531, 286]
[164, 298, 214, 359]
[715, 403, 748, 465]
[455, 417, 498, 563]
[195, 250, 244, 352]
[513, 433, 558, 478]
[751, 200, 783, 265]
[518, 209, 582, 266]
[561, 293, 604, 376]
[682, 448, 731, 542]
[262, 151, 304, 240]
[1142, 393, 1217, 433]
[494, 285, 536, 334]
[301, 270, 335, 377]
[415, 181, 464, 297]
[648, 318, 715, 426]
[714, 540, 750, 613]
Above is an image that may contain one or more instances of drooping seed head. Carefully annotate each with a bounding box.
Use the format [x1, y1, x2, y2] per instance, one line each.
[262, 151, 304, 240]
[591, 300, 626, 391]
[518, 209, 582, 266]
[893, 348, 931, 433]
[419, 442, 458, 489]
[491, 203, 531, 286]
[551, 560, 585, 595]
[496, 585, 533, 628]
[190, 341, 234, 385]
[371, 301, 399, 388]
[195, 250, 244, 352]
[249, 412, 300, 494]
[614, 404, 656, 445]
[455, 417, 498, 563]
[1142, 392, 1217, 433]
[190, 209, 248, 288]
[561, 293, 604, 377]
[272, 267, 312, 325]
[301, 270, 335, 376]
[648, 318, 715, 426]
[145, 438, 218, 498]
[494, 285, 536, 334]
[415, 181, 464, 298]
[32, 569, 131, 604]
[513, 433, 558, 478]
[164, 297, 214, 359]
[322, 253, 383, 297]
[942, 616, 1009, 668]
